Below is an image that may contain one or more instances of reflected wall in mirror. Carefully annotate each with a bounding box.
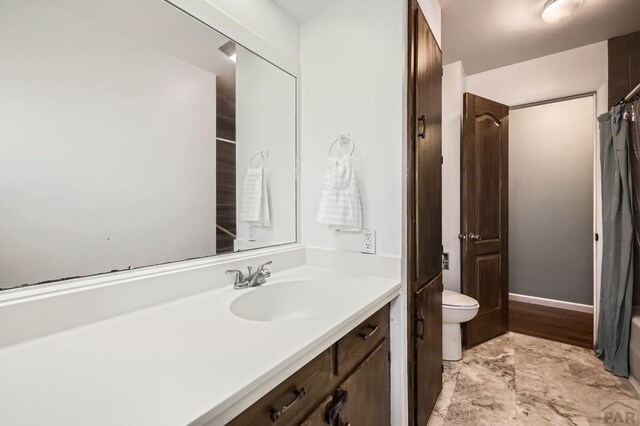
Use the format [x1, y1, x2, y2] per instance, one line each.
[0, 0, 297, 290]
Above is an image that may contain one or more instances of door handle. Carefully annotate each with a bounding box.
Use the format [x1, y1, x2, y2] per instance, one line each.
[458, 233, 467, 241]
[468, 233, 482, 241]
[325, 390, 348, 423]
[416, 315, 425, 340]
[418, 115, 426, 139]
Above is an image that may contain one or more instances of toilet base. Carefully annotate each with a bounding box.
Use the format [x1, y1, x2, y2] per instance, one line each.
[443, 323, 463, 361]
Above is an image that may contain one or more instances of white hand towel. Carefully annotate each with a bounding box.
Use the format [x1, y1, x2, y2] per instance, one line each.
[317, 156, 362, 231]
[241, 167, 271, 227]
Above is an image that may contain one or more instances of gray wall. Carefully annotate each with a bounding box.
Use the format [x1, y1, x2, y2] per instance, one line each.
[509, 96, 594, 305]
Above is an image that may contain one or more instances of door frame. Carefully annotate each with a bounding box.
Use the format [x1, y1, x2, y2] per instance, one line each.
[508, 92, 600, 342]
[406, 1, 418, 423]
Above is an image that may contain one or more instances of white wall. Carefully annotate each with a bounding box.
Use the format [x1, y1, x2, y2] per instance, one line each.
[235, 46, 297, 246]
[418, 0, 442, 47]
[0, 0, 217, 287]
[300, 0, 408, 424]
[203, 0, 299, 61]
[169, 0, 301, 77]
[300, 0, 405, 257]
[465, 42, 608, 108]
[441, 61, 466, 292]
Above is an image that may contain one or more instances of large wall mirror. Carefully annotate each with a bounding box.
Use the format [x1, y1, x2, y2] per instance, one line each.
[0, 0, 297, 290]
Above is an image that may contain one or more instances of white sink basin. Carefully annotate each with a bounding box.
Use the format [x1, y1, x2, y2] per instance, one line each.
[229, 280, 340, 322]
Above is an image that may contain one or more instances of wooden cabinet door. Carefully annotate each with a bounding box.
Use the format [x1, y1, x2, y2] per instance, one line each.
[337, 341, 390, 426]
[415, 5, 442, 290]
[408, 3, 443, 425]
[300, 395, 333, 426]
[415, 274, 443, 425]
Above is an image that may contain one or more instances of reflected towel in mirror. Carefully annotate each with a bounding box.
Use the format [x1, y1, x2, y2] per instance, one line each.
[317, 156, 362, 231]
[241, 167, 270, 227]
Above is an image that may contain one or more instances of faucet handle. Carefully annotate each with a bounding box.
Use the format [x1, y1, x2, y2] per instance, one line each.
[257, 261, 273, 271]
[226, 269, 245, 284]
[258, 261, 273, 277]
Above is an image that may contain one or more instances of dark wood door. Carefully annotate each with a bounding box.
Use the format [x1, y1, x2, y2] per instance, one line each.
[461, 93, 509, 348]
[415, 274, 443, 426]
[407, 3, 443, 425]
[415, 6, 442, 291]
[337, 341, 390, 426]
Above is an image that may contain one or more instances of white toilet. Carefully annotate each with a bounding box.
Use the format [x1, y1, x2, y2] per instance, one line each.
[442, 290, 480, 361]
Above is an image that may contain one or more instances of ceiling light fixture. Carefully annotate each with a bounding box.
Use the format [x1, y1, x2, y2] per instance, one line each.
[542, 0, 584, 24]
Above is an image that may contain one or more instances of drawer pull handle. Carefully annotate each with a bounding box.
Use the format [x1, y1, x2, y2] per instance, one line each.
[270, 388, 306, 422]
[359, 325, 379, 341]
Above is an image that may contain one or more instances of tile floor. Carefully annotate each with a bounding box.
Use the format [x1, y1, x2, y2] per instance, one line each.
[428, 333, 640, 425]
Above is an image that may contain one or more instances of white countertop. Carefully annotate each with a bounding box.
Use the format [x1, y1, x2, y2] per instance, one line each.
[0, 265, 400, 426]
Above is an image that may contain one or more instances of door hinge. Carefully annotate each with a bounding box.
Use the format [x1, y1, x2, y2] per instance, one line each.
[441, 364, 444, 373]
[441, 68, 444, 77]
[595, 233, 599, 242]
[388, 351, 391, 363]
[441, 155, 444, 164]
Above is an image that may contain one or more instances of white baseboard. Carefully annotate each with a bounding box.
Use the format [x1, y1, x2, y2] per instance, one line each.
[509, 293, 593, 314]
[630, 375, 640, 396]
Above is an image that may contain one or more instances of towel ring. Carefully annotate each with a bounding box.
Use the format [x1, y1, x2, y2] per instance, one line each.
[249, 150, 269, 168]
[329, 134, 355, 158]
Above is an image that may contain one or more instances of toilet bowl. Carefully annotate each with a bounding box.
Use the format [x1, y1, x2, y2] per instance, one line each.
[442, 290, 479, 361]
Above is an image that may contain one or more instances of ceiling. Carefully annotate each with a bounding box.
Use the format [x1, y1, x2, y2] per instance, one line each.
[442, 0, 640, 75]
[271, 0, 342, 21]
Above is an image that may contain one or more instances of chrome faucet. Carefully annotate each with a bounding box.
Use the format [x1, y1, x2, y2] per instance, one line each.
[226, 261, 272, 290]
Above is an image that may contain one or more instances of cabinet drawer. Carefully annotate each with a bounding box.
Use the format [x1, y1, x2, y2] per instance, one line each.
[300, 395, 333, 426]
[228, 349, 333, 426]
[336, 305, 389, 377]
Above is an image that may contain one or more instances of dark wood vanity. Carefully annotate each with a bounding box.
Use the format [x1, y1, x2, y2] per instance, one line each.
[228, 305, 390, 426]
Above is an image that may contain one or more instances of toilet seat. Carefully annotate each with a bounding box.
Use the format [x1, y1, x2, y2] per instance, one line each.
[442, 290, 479, 309]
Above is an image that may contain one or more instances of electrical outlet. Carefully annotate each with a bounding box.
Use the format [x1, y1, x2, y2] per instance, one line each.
[442, 252, 450, 270]
[362, 228, 376, 254]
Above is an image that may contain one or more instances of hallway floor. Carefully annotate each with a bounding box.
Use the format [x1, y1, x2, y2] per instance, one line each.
[428, 333, 640, 425]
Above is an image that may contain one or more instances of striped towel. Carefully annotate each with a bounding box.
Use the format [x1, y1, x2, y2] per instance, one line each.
[240, 167, 270, 227]
[317, 156, 362, 231]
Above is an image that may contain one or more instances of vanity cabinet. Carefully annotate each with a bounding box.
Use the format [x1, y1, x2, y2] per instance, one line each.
[227, 305, 390, 426]
[334, 340, 390, 426]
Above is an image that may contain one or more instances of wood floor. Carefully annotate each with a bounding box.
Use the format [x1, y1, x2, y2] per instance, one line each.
[508, 301, 593, 349]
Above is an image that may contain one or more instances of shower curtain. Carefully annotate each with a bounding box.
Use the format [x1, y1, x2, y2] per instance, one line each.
[596, 104, 634, 377]
[632, 100, 640, 309]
